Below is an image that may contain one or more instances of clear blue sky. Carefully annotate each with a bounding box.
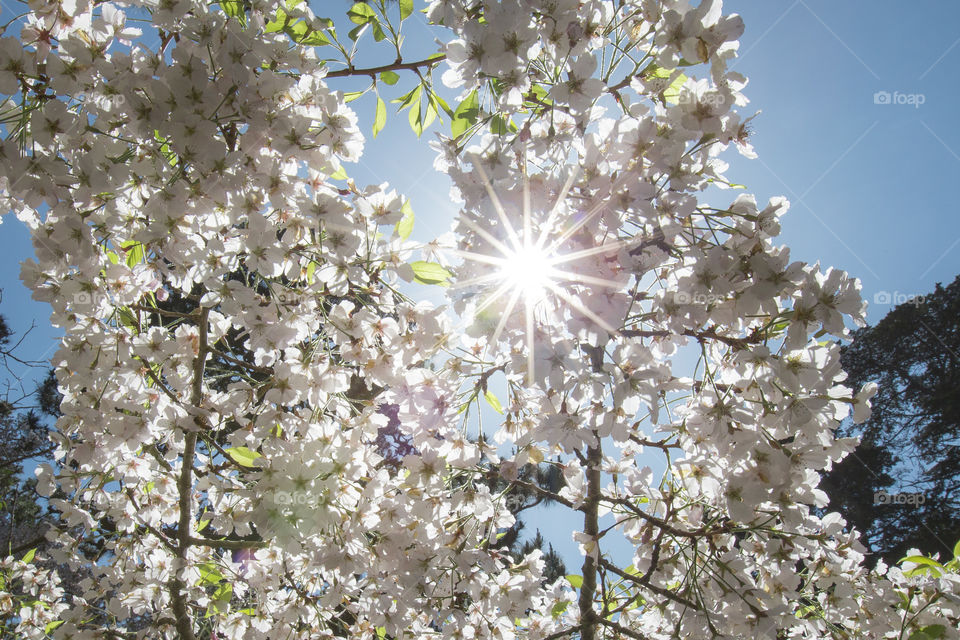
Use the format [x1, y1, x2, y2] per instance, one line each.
[1, 1, 958, 565]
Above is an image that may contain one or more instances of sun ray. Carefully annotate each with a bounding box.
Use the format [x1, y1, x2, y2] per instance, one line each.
[489, 285, 524, 349]
[453, 248, 512, 268]
[525, 298, 535, 382]
[547, 283, 619, 336]
[535, 169, 579, 251]
[474, 161, 522, 252]
[522, 169, 532, 248]
[550, 268, 627, 290]
[544, 173, 631, 255]
[547, 238, 636, 265]
[458, 216, 515, 258]
[473, 279, 516, 317]
[447, 270, 505, 291]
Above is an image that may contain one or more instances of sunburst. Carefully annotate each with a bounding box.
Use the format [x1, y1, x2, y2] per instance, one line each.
[453, 164, 634, 383]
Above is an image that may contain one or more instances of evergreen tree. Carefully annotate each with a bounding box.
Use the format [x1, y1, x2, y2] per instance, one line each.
[823, 276, 960, 564]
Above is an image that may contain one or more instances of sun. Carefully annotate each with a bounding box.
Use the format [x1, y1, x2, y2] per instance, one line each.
[500, 243, 556, 303]
[452, 163, 634, 383]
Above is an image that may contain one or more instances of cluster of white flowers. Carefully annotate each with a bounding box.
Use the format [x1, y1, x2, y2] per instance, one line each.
[0, 0, 957, 638]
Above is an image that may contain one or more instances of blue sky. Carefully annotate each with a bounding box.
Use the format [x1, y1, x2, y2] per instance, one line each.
[1, 1, 959, 565]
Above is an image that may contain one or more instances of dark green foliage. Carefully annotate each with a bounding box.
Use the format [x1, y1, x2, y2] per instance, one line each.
[0, 312, 58, 557]
[486, 461, 568, 584]
[823, 275, 960, 565]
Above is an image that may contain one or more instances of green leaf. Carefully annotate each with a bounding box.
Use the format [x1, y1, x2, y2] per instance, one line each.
[45, 620, 65, 634]
[410, 261, 452, 286]
[910, 626, 947, 640]
[431, 92, 455, 118]
[197, 562, 223, 586]
[347, 22, 368, 41]
[343, 90, 367, 103]
[380, 70, 399, 85]
[392, 84, 421, 109]
[122, 241, 145, 268]
[647, 65, 673, 79]
[551, 601, 569, 618]
[484, 390, 504, 414]
[284, 20, 329, 46]
[399, 0, 413, 21]
[264, 7, 289, 33]
[220, 0, 247, 26]
[329, 165, 348, 180]
[663, 72, 688, 105]
[347, 2, 376, 24]
[226, 446, 262, 468]
[409, 96, 437, 137]
[565, 574, 583, 589]
[395, 200, 414, 239]
[207, 582, 233, 616]
[489, 114, 516, 135]
[451, 90, 479, 139]
[899, 555, 944, 577]
[21, 548, 36, 564]
[953, 539, 960, 560]
[373, 96, 387, 138]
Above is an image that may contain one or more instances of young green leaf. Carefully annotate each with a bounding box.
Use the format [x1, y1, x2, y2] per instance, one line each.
[399, 0, 413, 21]
[373, 96, 387, 138]
[484, 390, 504, 414]
[343, 89, 367, 103]
[21, 548, 36, 564]
[122, 241, 145, 268]
[410, 261, 452, 285]
[663, 72, 688, 105]
[451, 89, 479, 139]
[380, 70, 399, 85]
[197, 562, 223, 586]
[395, 199, 414, 239]
[410, 97, 437, 137]
[45, 621, 65, 634]
[393, 84, 421, 110]
[264, 8, 288, 33]
[220, 0, 247, 26]
[347, 2, 376, 24]
[226, 446, 262, 468]
[566, 574, 583, 589]
[285, 20, 329, 46]
[489, 114, 516, 135]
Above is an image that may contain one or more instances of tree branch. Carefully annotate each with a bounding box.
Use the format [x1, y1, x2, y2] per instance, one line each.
[325, 54, 446, 79]
[169, 308, 209, 640]
[578, 440, 602, 640]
